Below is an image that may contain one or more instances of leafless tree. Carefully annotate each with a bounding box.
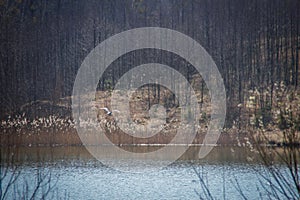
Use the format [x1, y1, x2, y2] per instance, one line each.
[1, 147, 59, 200]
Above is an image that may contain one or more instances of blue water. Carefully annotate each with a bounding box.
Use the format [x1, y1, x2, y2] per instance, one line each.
[1, 146, 298, 200]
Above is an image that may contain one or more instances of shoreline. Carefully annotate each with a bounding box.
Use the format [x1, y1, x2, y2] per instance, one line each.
[1, 129, 298, 148]
[0, 128, 245, 147]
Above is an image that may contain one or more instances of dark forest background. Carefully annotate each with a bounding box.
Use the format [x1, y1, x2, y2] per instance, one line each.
[0, 0, 299, 126]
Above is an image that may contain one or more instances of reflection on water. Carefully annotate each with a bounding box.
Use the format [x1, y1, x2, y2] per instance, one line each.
[0, 146, 297, 199]
[1, 146, 260, 164]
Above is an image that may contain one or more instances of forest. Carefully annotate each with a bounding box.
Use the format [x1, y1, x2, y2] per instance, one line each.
[0, 0, 299, 140]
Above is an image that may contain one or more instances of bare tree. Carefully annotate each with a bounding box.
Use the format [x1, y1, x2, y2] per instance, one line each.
[1, 147, 59, 200]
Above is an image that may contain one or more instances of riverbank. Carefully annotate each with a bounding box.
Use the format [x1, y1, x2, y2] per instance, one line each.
[0, 127, 249, 147]
[1, 79, 299, 148]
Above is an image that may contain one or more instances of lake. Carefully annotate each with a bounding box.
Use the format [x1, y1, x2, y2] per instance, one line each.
[0, 146, 297, 199]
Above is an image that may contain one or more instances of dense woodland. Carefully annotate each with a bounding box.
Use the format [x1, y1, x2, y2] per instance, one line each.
[0, 0, 299, 128]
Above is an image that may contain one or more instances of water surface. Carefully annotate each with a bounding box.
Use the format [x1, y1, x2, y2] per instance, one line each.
[0, 146, 296, 199]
